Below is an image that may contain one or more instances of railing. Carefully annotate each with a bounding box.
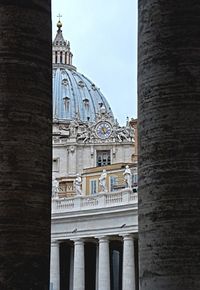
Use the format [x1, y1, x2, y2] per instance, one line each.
[52, 189, 137, 213]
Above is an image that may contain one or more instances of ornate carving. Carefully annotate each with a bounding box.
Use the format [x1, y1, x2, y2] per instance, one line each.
[52, 112, 135, 144]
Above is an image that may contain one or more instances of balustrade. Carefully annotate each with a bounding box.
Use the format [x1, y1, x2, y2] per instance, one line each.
[52, 189, 137, 213]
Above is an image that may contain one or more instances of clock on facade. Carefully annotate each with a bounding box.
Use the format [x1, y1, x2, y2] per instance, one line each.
[96, 121, 112, 139]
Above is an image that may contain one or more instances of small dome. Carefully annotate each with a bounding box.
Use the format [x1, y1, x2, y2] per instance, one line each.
[53, 67, 113, 122]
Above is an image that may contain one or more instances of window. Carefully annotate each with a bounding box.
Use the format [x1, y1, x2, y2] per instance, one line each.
[110, 176, 118, 192]
[132, 171, 138, 193]
[90, 180, 97, 195]
[53, 158, 59, 172]
[63, 96, 70, 111]
[96, 150, 111, 167]
[132, 172, 138, 186]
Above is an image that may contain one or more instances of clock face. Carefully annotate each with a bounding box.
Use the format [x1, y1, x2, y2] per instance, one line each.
[96, 121, 112, 139]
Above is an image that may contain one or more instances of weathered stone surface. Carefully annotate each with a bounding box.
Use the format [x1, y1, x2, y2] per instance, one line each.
[138, 1, 200, 290]
[0, 1, 52, 289]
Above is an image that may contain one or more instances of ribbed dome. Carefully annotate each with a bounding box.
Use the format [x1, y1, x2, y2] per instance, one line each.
[52, 23, 113, 122]
[53, 67, 113, 122]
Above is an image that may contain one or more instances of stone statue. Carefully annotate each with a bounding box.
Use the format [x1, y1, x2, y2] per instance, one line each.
[69, 119, 79, 137]
[77, 123, 96, 143]
[123, 165, 132, 188]
[52, 178, 59, 198]
[74, 173, 82, 195]
[99, 169, 107, 192]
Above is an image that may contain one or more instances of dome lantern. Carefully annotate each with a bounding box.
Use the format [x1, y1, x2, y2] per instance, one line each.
[52, 18, 74, 67]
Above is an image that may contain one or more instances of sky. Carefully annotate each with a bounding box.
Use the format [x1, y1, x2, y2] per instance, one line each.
[52, 0, 138, 125]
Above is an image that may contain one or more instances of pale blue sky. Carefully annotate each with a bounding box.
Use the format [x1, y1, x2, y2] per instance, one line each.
[52, 0, 137, 124]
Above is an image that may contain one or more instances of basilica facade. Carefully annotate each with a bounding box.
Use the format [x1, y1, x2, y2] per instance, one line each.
[50, 21, 138, 290]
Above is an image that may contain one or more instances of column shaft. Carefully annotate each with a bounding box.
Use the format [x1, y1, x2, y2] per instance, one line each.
[0, 2, 52, 289]
[62, 51, 65, 64]
[138, 1, 200, 289]
[98, 237, 110, 290]
[73, 239, 85, 290]
[50, 242, 60, 290]
[122, 235, 135, 290]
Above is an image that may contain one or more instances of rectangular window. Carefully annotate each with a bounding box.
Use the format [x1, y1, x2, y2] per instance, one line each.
[132, 172, 138, 193]
[90, 180, 97, 195]
[53, 158, 60, 172]
[110, 176, 118, 192]
[96, 150, 111, 167]
[132, 173, 138, 186]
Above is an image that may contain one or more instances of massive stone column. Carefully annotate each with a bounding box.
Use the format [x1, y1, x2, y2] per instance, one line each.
[122, 235, 135, 290]
[0, 1, 52, 290]
[73, 239, 85, 290]
[138, 1, 200, 290]
[98, 236, 110, 290]
[50, 241, 60, 290]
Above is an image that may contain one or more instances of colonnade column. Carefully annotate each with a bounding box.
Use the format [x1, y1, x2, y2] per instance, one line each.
[98, 236, 110, 290]
[73, 239, 85, 290]
[122, 235, 135, 290]
[50, 241, 60, 290]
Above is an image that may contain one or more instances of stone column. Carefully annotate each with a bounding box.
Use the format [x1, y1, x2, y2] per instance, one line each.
[138, 1, 200, 289]
[66, 52, 70, 64]
[62, 51, 65, 64]
[53, 51, 56, 64]
[57, 51, 60, 64]
[98, 236, 110, 290]
[122, 235, 135, 290]
[0, 2, 51, 289]
[73, 239, 85, 290]
[50, 241, 60, 290]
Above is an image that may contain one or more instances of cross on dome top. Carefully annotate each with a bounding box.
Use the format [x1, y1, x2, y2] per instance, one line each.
[57, 13, 62, 21]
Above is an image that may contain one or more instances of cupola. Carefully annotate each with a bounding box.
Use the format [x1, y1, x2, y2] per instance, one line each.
[52, 19, 74, 67]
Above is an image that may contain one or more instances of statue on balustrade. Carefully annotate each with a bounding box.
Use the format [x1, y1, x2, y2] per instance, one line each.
[74, 173, 82, 195]
[52, 178, 59, 198]
[99, 169, 107, 192]
[123, 165, 132, 189]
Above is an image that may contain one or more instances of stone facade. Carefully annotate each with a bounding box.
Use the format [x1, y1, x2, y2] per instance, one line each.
[50, 21, 138, 290]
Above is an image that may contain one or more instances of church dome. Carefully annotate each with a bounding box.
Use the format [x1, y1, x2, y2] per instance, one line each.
[52, 22, 113, 122]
